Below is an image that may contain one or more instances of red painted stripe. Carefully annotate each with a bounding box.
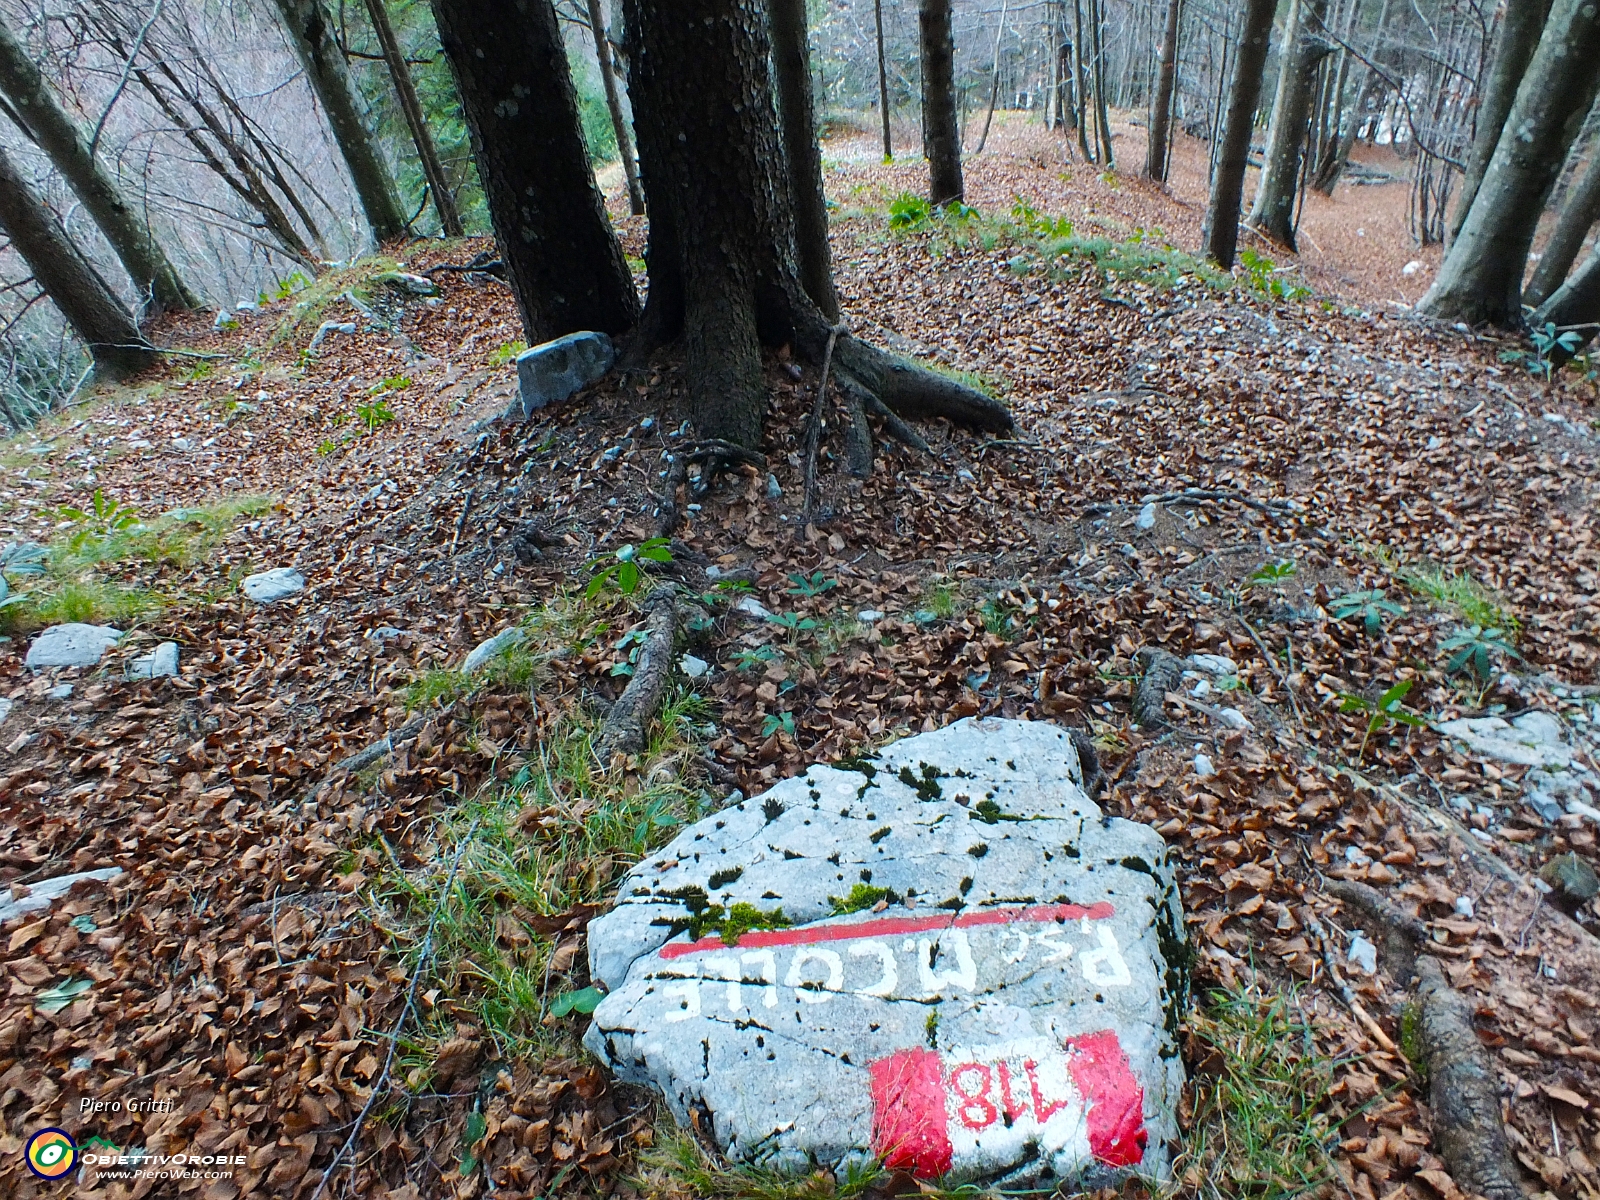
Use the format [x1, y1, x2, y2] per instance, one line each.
[1064, 1030, 1147, 1167]
[870, 1047, 952, 1178]
[657, 901, 1114, 960]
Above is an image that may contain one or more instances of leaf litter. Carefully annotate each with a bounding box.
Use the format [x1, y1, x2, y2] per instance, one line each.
[0, 126, 1599, 1198]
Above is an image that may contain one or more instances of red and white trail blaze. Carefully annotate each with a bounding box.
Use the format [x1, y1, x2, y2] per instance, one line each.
[869, 1032, 1147, 1179]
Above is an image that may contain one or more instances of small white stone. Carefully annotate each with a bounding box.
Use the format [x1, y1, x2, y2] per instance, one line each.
[1193, 753, 1215, 779]
[25, 624, 123, 670]
[1345, 845, 1372, 867]
[171, 437, 193, 451]
[857, 609, 885, 623]
[766, 473, 783, 500]
[1217, 707, 1250, 730]
[1347, 935, 1378, 974]
[241, 567, 305, 603]
[1188, 654, 1239, 677]
[47, 683, 72, 699]
[463, 627, 527, 673]
[1453, 895, 1475, 918]
[368, 626, 405, 642]
[127, 642, 179, 680]
[680, 653, 709, 679]
[734, 596, 771, 619]
[1135, 501, 1157, 529]
[0, 697, 10, 726]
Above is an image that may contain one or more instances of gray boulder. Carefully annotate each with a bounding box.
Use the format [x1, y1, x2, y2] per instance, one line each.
[25, 624, 123, 670]
[1435, 712, 1571, 768]
[506, 331, 615, 420]
[584, 718, 1186, 1187]
[241, 568, 305, 604]
[128, 642, 180, 680]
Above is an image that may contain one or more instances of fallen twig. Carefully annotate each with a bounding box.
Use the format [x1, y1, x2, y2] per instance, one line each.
[802, 323, 846, 525]
[310, 816, 480, 1200]
[1233, 611, 1305, 731]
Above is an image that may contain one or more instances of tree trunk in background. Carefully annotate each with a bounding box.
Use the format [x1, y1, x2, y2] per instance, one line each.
[431, 0, 638, 342]
[874, 0, 892, 159]
[0, 143, 154, 379]
[1525, 125, 1600, 306]
[976, 0, 1009, 155]
[585, 0, 645, 217]
[0, 16, 195, 314]
[1203, 0, 1275, 268]
[363, 0, 463, 235]
[770, 0, 838, 319]
[1247, 0, 1329, 249]
[1420, 0, 1600, 326]
[622, 0, 1010, 450]
[1072, 0, 1093, 160]
[272, 0, 407, 244]
[1450, 0, 1550, 243]
[1091, 0, 1114, 167]
[919, 0, 964, 205]
[1534, 241, 1600, 355]
[1145, 0, 1180, 181]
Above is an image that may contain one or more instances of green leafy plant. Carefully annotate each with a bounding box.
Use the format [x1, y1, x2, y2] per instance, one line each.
[586, 538, 672, 597]
[1339, 679, 1425, 758]
[1328, 588, 1404, 636]
[785, 570, 838, 597]
[354, 398, 396, 431]
[887, 192, 932, 231]
[0, 542, 46, 611]
[369, 373, 412, 394]
[317, 438, 339, 456]
[457, 1108, 489, 1177]
[1440, 624, 1521, 683]
[35, 978, 92, 1014]
[1529, 321, 1583, 381]
[1397, 562, 1519, 636]
[488, 340, 528, 367]
[729, 645, 778, 672]
[766, 612, 818, 639]
[610, 626, 649, 677]
[1247, 559, 1297, 590]
[761, 711, 797, 738]
[1240, 248, 1311, 301]
[547, 985, 604, 1017]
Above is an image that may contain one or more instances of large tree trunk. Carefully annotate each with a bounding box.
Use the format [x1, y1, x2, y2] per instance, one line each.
[585, 0, 646, 217]
[0, 143, 154, 380]
[1144, 0, 1181, 181]
[361, 0, 463, 236]
[1534, 240, 1600, 353]
[1203, 0, 1276, 269]
[1450, 0, 1550, 244]
[272, 0, 408, 244]
[1090, 0, 1114, 167]
[622, 0, 1010, 451]
[1525, 127, 1600, 307]
[1246, 0, 1330, 249]
[919, 0, 964, 205]
[770, 0, 838, 319]
[431, 0, 638, 344]
[1420, 0, 1600, 326]
[0, 16, 194, 314]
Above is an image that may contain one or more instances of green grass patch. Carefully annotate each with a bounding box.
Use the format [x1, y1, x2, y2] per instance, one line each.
[1175, 986, 1343, 1199]
[0, 493, 273, 631]
[1397, 561, 1520, 639]
[266, 255, 402, 350]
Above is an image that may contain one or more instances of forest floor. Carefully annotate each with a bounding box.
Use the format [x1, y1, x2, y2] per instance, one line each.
[2, 113, 1600, 1200]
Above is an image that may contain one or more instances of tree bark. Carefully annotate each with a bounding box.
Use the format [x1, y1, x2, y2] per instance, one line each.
[1534, 241, 1600, 353]
[0, 143, 154, 379]
[919, 0, 964, 205]
[1450, 0, 1550, 244]
[1073, 0, 1093, 161]
[622, 0, 1011, 451]
[272, 0, 408, 244]
[1420, 0, 1600, 326]
[1145, 0, 1181, 181]
[361, 0, 463, 236]
[976, 0, 1009, 155]
[874, 0, 893, 160]
[0, 17, 195, 314]
[1091, 0, 1114, 166]
[585, 0, 646, 217]
[769, 0, 838, 319]
[1247, 0, 1329, 249]
[1203, 0, 1275, 269]
[431, 0, 638, 344]
[1525, 127, 1600, 307]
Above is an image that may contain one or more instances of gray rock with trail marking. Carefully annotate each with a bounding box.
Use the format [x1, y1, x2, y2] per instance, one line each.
[506, 331, 615, 420]
[25, 624, 123, 670]
[584, 718, 1186, 1188]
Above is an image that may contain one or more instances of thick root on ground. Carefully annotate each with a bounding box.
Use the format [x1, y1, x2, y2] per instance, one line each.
[830, 335, 1013, 433]
[1133, 647, 1186, 727]
[596, 586, 684, 761]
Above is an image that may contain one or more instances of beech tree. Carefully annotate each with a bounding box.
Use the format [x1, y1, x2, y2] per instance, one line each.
[919, 0, 964, 206]
[1534, 241, 1600, 350]
[1247, 0, 1330, 249]
[583, 0, 646, 217]
[1145, 0, 1180, 182]
[1203, 0, 1275, 270]
[1524, 128, 1600, 308]
[1419, 0, 1600, 326]
[430, 0, 638, 343]
[621, 0, 1010, 451]
[272, 0, 408, 244]
[1449, 0, 1550, 244]
[0, 17, 196, 315]
[0, 144, 154, 379]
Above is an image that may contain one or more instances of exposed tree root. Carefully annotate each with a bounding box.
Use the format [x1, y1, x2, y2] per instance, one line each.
[1133, 647, 1186, 727]
[595, 585, 688, 762]
[1322, 877, 1526, 1200]
[654, 440, 768, 538]
[824, 334, 1012, 433]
